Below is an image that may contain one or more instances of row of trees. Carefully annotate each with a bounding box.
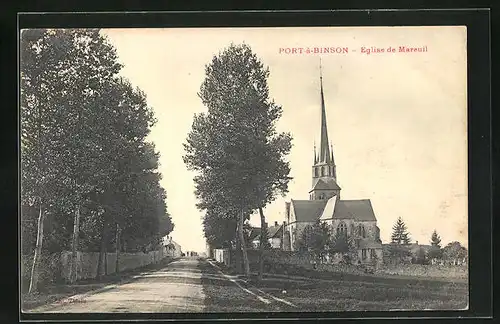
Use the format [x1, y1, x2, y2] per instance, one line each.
[21, 29, 174, 292]
[295, 221, 359, 264]
[388, 217, 467, 265]
[183, 43, 293, 279]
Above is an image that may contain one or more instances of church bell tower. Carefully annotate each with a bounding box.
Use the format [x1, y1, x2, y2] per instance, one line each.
[310, 58, 341, 201]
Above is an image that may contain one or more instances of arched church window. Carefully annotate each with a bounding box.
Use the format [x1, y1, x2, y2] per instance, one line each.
[358, 225, 366, 238]
[321, 167, 324, 176]
[319, 193, 325, 200]
[314, 167, 318, 177]
[337, 222, 347, 235]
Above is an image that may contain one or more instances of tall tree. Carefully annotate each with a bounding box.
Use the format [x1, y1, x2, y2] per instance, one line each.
[328, 231, 357, 263]
[442, 241, 467, 264]
[21, 29, 174, 290]
[427, 229, 443, 260]
[184, 43, 292, 278]
[430, 230, 442, 248]
[390, 217, 411, 245]
[296, 221, 329, 258]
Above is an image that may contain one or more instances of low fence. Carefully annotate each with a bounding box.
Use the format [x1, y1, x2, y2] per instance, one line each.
[21, 247, 176, 288]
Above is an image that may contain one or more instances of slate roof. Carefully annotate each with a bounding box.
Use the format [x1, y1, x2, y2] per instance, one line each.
[333, 199, 377, 221]
[253, 224, 283, 241]
[309, 178, 341, 192]
[290, 199, 328, 223]
[248, 228, 261, 241]
[267, 224, 283, 238]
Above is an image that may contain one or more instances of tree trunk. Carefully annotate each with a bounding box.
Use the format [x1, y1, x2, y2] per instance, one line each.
[70, 204, 81, 283]
[234, 227, 242, 274]
[238, 209, 250, 277]
[258, 207, 266, 281]
[115, 223, 120, 274]
[28, 202, 45, 293]
[96, 221, 107, 279]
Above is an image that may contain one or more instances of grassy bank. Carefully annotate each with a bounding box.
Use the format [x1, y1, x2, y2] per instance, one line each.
[248, 273, 468, 311]
[211, 260, 468, 312]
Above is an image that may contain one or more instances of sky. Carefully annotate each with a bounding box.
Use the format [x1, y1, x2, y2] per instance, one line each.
[102, 26, 468, 253]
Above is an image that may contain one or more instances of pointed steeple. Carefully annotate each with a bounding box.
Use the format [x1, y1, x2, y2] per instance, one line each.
[313, 141, 318, 164]
[319, 57, 331, 163]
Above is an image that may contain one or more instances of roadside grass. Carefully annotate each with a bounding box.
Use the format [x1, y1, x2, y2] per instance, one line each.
[247, 273, 468, 311]
[198, 260, 284, 312]
[21, 257, 176, 312]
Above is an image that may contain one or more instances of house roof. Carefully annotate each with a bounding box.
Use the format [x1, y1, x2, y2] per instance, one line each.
[267, 224, 282, 238]
[253, 224, 283, 241]
[248, 228, 261, 241]
[309, 178, 341, 192]
[333, 199, 377, 221]
[290, 199, 328, 223]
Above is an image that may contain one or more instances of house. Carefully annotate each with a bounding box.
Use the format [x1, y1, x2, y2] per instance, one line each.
[382, 242, 432, 264]
[251, 221, 285, 249]
[282, 62, 383, 265]
[162, 235, 182, 258]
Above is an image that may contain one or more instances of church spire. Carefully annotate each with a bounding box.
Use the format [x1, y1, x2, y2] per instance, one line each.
[319, 57, 331, 163]
[313, 141, 318, 164]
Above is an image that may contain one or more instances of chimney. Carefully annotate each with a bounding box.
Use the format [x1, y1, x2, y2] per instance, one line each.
[274, 221, 278, 227]
[416, 241, 419, 245]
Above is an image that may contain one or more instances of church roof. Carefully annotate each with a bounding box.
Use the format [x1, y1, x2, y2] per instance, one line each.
[333, 199, 377, 221]
[309, 178, 341, 192]
[290, 199, 328, 223]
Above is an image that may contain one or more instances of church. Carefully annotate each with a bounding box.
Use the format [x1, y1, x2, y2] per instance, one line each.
[282, 63, 383, 265]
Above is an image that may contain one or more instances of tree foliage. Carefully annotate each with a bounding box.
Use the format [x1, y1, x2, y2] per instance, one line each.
[328, 231, 357, 254]
[295, 221, 329, 256]
[390, 216, 411, 245]
[183, 43, 292, 276]
[430, 230, 442, 248]
[427, 229, 443, 260]
[442, 241, 467, 262]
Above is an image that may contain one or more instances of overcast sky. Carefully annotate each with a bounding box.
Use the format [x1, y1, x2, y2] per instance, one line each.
[102, 26, 467, 253]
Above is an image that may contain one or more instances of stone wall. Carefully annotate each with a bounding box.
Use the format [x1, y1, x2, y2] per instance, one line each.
[21, 247, 172, 287]
[378, 263, 468, 280]
[228, 249, 466, 280]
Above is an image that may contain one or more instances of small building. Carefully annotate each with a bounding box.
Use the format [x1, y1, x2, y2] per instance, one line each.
[251, 221, 285, 249]
[162, 235, 182, 258]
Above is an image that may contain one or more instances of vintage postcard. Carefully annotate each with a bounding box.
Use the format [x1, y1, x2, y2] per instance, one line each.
[20, 26, 468, 314]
